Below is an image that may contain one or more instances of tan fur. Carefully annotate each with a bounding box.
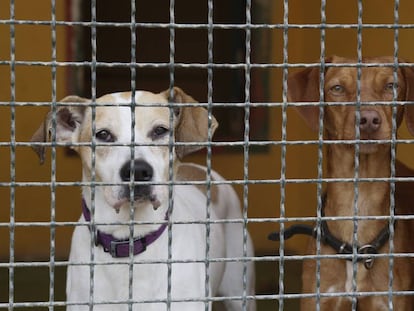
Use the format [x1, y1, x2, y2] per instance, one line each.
[30, 95, 88, 163]
[290, 56, 414, 310]
[31, 87, 218, 163]
[160, 88, 218, 158]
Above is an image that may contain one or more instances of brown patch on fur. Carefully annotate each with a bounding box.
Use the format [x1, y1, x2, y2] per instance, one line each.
[30, 95, 89, 164]
[160, 87, 219, 158]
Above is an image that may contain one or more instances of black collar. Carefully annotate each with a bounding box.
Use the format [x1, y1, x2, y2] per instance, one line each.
[318, 218, 390, 269]
[268, 196, 392, 269]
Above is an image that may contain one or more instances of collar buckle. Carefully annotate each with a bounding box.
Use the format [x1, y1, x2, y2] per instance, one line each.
[358, 244, 377, 270]
[109, 237, 147, 258]
[110, 239, 123, 258]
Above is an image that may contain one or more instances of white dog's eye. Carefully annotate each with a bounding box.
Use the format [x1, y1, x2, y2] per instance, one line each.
[95, 129, 114, 142]
[151, 126, 169, 140]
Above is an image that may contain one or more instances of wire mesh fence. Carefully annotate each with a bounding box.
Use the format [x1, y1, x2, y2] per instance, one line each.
[2, 0, 414, 310]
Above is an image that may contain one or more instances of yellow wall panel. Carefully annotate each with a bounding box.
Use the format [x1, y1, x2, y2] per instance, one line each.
[0, 1, 73, 259]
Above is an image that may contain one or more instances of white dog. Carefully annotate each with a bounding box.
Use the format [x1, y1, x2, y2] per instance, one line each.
[31, 87, 256, 311]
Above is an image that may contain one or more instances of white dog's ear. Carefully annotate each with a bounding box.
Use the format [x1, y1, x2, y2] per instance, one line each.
[160, 87, 218, 159]
[30, 95, 89, 164]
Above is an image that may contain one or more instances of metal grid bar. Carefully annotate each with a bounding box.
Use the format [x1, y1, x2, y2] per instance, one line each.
[167, 1, 175, 309]
[351, 3, 363, 309]
[127, 0, 137, 309]
[205, 0, 214, 309]
[388, 1, 400, 309]
[3, 19, 414, 30]
[243, 1, 252, 310]
[278, 0, 289, 310]
[49, 0, 58, 310]
[88, 0, 98, 309]
[128, 1, 138, 310]
[8, 1, 16, 311]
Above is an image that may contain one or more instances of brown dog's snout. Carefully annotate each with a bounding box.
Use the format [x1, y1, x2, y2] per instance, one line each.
[359, 110, 381, 133]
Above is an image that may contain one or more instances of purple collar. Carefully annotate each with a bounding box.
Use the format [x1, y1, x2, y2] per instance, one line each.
[82, 199, 168, 258]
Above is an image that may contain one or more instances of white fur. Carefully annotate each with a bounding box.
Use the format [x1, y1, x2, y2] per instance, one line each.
[345, 261, 353, 294]
[326, 261, 354, 308]
[56, 91, 256, 310]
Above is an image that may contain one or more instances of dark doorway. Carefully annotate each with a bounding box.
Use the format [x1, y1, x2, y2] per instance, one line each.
[75, 0, 269, 146]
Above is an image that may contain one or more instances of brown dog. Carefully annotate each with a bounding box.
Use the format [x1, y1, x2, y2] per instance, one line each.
[289, 56, 414, 310]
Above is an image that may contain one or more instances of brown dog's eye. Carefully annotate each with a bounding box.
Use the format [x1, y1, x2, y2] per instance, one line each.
[330, 84, 345, 94]
[384, 82, 398, 92]
[95, 129, 114, 142]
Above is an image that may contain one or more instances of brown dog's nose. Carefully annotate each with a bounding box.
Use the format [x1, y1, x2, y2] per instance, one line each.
[359, 110, 381, 133]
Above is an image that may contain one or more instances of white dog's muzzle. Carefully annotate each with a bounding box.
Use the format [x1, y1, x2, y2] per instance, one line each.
[118, 159, 161, 210]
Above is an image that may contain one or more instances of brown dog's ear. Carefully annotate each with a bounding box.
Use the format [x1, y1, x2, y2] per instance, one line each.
[288, 57, 333, 132]
[160, 87, 218, 159]
[30, 95, 89, 164]
[288, 67, 320, 132]
[402, 63, 414, 136]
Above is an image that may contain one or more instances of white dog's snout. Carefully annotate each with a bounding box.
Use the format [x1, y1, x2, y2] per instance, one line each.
[120, 159, 154, 182]
[119, 159, 154, 201]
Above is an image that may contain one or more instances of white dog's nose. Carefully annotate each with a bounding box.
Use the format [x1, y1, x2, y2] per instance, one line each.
[119, 159, 154, 201]
[120, 159, 153, 182]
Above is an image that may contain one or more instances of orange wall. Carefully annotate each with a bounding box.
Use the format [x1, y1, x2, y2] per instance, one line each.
[0, 1, 76, 259]
[2, 1, 414, 260]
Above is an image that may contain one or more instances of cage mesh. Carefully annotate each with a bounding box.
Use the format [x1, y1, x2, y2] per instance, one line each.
[2, 0, 414, 310]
